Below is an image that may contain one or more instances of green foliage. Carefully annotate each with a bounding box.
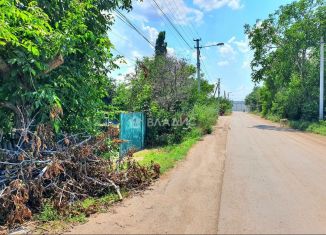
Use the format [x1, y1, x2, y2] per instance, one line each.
[81, 198, 97, 209]
[191, 103, 218, 134]
[245, 87, 262, 112]
[66, 214, 87, 224]
[155, 31, 167, 57]
[0, 0, 132, 134]
[307, 121, 326, 135]
[288, 120, 326, 136]
[37, 203, 59, 222]
[245, 0, 325, 122]
[112, 49, 212, 146]
[218, 98, 232, 116]
[140, 129, 201, 174]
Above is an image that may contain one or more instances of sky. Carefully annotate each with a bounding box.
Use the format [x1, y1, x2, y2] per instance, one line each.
[109, 0, 294, 101]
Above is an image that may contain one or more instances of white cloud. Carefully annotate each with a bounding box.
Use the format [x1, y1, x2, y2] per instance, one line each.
[133, 0, 204, 25]
[167, 47, 175, 56]
[114, 64, 135, 83]
[219, 43, 236, 58]
[193, 0, 244, 11]
[242, 58, 251, 69]
[131, 50, 142, 59]
[142, 24, 159, 44]
[217, 60, 230, 67]
[234, 38, 250, 53]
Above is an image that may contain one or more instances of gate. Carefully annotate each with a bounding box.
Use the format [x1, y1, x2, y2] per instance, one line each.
[119, 112, 146, 157]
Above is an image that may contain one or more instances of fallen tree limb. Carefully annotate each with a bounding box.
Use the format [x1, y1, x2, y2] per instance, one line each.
[0, 124, 160, 227]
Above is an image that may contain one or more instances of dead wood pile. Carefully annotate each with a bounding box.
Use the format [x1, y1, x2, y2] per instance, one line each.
[0, 124, 160, 226]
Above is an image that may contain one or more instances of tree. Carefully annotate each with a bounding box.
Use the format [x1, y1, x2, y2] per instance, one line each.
[155, 31, 167, 57]
[0, 0, 132, 134]
[245, 0, 325, 120]
[245, 87, 262, 112]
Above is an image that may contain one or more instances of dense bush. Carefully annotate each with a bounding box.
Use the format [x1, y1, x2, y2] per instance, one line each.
[217, 98, 232, 116]
[190, 103, 218, 134]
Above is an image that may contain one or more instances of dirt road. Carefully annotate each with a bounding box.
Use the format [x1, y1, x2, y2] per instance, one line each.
[218, 112, 326, 234]
[68, 116, 231, 234]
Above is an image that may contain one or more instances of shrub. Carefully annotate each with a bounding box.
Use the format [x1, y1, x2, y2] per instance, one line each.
[217, 98, 232, 116]
[191, 103, 218, 134]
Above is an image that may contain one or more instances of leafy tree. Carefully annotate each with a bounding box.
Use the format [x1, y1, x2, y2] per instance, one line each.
[0, 0, 132, 134]
[245, 87, 262, 112]
[245, 0, 325, 121]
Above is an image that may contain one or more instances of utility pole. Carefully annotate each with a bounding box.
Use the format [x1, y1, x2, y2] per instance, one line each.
[228, 92, 232, 100]
[194, 39, 201, 92]
[213, 82, 218, 97]
[213, 78, 221, 98]
[224, 90, 226, 99]
[194, 40, 224, 93]
[218, 78, 221, 98]
[320, 37, 324, 120]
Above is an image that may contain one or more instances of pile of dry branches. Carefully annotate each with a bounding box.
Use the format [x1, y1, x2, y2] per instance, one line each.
[0, 123, 160, 226]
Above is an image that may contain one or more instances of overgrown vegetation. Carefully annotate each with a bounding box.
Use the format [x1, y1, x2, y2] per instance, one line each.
[0, 0, 225, 231]
[0, 0, 132, 136]
[111, 31, 221, 147]
[138, 101, 221, 173]
[245, 0, 325, 124]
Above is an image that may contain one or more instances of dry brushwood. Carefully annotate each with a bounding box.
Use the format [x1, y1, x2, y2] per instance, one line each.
[0, 122, 160, 226]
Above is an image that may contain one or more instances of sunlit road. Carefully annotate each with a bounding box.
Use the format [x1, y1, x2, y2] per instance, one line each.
[218, 112, 326, 234]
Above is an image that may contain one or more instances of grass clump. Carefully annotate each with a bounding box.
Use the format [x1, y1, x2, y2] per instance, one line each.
[305, 121, 326, 136]
[37, 203, 59, 222]
[81, 198, 97, 209]
[33, 192, 127, 233]
[140, 131, 200, 174]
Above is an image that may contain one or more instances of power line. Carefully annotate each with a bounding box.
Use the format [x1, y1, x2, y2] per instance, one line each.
[152, 0, 192, 50]
[166, 0, 215, 82]
[148, 1, 186, 55]
[170, 0, 200, 39]
[147, 1, 193, 61]
[114, 10, 155, 48]
[164, 1, 194, 44]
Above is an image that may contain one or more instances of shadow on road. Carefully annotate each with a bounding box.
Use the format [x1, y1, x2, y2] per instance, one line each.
[249, 125, 297, 132]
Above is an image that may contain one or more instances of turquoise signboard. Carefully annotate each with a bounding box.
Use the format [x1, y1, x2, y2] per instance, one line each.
[119, 112, 146, 157]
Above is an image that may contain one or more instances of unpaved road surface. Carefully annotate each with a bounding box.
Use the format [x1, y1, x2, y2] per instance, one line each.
[68, 116, 230, 234]
[218, 112, 326, 234]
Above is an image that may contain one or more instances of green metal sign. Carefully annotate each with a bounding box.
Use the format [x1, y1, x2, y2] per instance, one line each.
[119, 112, 146, 157]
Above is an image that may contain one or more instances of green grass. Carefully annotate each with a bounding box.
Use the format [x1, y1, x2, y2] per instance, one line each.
[265, 113, 281, 122]
[290, 120, 326, 136]
[253, 112, 326, 136]
[66, 214, 87, 223]
[34, 191, 126, 233]
[139, 129, 202, 174]
[37, 203, 59, 222]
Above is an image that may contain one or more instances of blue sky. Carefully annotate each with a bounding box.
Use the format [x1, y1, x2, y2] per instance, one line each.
[109, 0, 294, 101]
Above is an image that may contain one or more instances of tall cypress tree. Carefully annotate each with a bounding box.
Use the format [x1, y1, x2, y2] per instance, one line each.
[155, 31, 167, 57]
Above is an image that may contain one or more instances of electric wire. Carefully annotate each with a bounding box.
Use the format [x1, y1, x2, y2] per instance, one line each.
[114, 10, 155, 48]
[151, 0, 192, 50]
